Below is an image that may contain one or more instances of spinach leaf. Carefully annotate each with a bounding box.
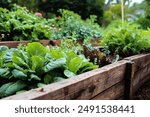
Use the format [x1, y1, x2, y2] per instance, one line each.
[0, 68, 12, 79]
[12, 69, 27, 79]
[43, 58, 66, 72]
[0, 80, 27, 98]
[64, 70, 75, 78]
[12, 50, 29, 68]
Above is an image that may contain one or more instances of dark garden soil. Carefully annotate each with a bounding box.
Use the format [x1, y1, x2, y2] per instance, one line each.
[133, 79, 150, 100]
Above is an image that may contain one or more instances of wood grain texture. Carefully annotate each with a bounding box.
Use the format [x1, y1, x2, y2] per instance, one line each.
[0, 41, 28, 48]
[133, 64, 150, 87]
[124, 53, 150, 72]
[91, 81, 125, 100]
[3, 61, 126, 100]
[1, 53, 150, 100]
[0, 40, 58, 48]
[133, 75, 150, 94]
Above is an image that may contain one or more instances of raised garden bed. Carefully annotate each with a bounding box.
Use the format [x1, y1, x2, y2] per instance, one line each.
[0, 40, 61, 48]
[2, 53, 150, 100]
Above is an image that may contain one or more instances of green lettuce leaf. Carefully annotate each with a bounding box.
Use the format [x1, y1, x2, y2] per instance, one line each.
[31, 56, 44, 73]
[12, 69, 27, 79]
[68, 57, 83, 74]
[64, 70, 75, 78]
[0, 80, 27, 98]
[0, 68, 12, 79]
[26, 42, 47, 57]
[43, 58, 66, 72]
[12, 50, 29, 68]
[29, 74, 41, 81]
[49, 49, 66, 60]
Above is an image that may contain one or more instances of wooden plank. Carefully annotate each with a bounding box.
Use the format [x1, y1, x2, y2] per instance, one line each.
[124, 62, 134, 99]
[124, 53, 150, 72]
[0, 40, 54, 48]
[2, 53, 149, 100]
[133, 75, 150, 94]
[3, 60, 127, 100]
[0, 41, 28, 48]
[133, 64, 150, 88]
[91, 81, 124, 100]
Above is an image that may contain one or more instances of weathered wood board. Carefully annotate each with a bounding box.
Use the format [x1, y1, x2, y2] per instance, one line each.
[3, 61, 127, 100]
[2, 53, 150, 100]
[0, 40, 61, 48]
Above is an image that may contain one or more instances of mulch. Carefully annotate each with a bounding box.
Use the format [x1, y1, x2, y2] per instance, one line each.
[133, 79, 150, 100]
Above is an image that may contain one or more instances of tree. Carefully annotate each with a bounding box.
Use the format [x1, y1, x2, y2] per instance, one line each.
[0, 0, 15, 9]
[105, 0, 132, 10]
[135, 0, 150, 29]
[145, 0, 150, 18]
[0, 0, 38, 11]
[38, 0, 105, 19]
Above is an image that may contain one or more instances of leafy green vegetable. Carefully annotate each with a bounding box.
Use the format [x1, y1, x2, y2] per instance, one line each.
[64, 70, 75, 78]
[0, 46, 8, 54]
[12, 50, 29, 68]
[0, 6, 51, 41]
[44, 74, 53, 84]
[66, 51, 98, 74]
[48, 9, 102, 40]
[0, 68, 12, 79]
[29, 74, 41, 81]
[27, 42, 47, 57]
[12, 69, 27, 79]
[0, 80, 26, 98]
[0, 42, 97, 98]
[68, 57, 83, 74]
[49, 49, 66, 60]
[102, 23, 150, 56]
[31, 56, 44, 73]
[43, 58, 66, 72]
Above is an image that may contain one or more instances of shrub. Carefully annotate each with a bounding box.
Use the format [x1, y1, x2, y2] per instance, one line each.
[0, 5, 51, 41]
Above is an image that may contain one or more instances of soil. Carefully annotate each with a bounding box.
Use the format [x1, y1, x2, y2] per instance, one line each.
[133, 79, 150, 100]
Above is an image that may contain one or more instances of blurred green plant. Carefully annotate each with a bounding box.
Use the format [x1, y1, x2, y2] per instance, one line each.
[48, 9, 102, 40]
[0, 5, 51, 41]
[102, 22, 150, 56]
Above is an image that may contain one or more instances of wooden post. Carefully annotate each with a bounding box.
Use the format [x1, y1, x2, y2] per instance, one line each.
[121, 0, 124, 26]
[124, 61, 134, 99]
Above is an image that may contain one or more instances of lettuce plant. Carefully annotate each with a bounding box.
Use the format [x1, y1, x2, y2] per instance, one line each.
[102, 23, 150, 56]
[0, 42, 98, 98]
